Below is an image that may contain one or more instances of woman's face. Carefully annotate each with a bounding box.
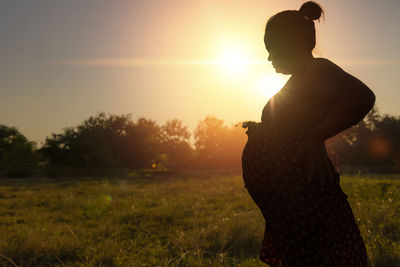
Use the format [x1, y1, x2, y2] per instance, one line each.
[265, 31, 305, 75]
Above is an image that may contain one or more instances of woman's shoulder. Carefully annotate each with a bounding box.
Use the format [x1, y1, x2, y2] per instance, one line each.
[306, 57, 344, 76]
[303, 57, 350, 88]
[302, 57, 347, 102]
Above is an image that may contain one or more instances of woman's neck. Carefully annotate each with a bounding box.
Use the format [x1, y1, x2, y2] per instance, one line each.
[285, 54, 315, 91]
[291, 53, 315, 77]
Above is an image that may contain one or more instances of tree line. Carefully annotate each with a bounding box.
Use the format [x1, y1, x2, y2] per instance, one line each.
[1, 107, 399, 177]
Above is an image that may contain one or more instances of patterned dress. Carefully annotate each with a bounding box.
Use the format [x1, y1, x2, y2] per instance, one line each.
[241, 75, 368, 267]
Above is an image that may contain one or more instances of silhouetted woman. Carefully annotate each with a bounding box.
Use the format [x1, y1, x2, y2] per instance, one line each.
[241, 2, 375, 266]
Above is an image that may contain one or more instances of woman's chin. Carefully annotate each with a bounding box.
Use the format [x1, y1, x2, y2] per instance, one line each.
[273, 66, 285, 74]
[274, 65, 291, 75]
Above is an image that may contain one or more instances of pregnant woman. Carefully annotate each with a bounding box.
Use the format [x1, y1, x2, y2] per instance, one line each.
[241, 2, 375, 266]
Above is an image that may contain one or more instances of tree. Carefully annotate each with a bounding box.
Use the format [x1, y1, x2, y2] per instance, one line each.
[194, 115, 246, 169]
[159, 119, 194, 168]
[326, 105, 400, 173]
[369, 114, 400, 166]
[122, 117, 162, 168]
[41, 113, 128, 169]
[0, 125, 39, 177]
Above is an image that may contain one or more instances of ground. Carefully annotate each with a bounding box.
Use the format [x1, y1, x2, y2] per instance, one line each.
[0, 170, 399, 266]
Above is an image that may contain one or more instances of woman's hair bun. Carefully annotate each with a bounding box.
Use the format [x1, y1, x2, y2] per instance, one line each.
[299, 1, 323, 21]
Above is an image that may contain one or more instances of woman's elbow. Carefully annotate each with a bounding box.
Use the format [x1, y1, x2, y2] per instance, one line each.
[356, 87, 376, 121]
[363, 87, 376, 112]
[347, 86, 375, 126]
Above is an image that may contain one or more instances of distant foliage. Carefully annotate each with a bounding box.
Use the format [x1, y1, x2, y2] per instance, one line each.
[0, 124, 40, 177]
[39, 113, 246, 174]
[326, 106, 400, 173]
[194, 115, 246, 169]
[40, 113, 165, 172]
[159, 119, 194, 169]
[3, 106, 400, 177]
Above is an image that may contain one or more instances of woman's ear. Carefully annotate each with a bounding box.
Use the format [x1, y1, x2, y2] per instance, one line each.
[295, 33, 308, 51]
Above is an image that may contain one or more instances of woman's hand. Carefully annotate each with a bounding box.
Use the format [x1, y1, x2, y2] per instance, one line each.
[244, 121, 261, 138]
[294, 137, 326, 178]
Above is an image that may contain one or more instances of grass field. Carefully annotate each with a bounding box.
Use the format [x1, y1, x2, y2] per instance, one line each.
[0, 171, 399, 266]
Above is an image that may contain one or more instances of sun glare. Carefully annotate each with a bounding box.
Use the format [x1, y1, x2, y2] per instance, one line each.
[217, 46, 249, 76]
[212, 43, 287, 101]
[258, 74, 286, 98]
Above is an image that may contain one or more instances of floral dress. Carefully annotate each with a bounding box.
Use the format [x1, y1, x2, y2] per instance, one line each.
[241, 76, 368, 267]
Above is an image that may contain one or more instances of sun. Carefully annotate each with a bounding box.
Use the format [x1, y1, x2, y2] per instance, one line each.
[258, 74, 287, 98]
[216, 46, 249, 76]
[212, 43, 287, 99]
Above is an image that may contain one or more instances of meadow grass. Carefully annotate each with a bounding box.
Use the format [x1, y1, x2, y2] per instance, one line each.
[0, 171, 399, 266]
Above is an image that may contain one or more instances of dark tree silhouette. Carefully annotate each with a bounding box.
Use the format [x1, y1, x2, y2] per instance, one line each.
[122, 117, 162, 168]
[41, 113, 129, 169]
[4, 106, 400, 177]
[0, 124, 39, 177]
[326, 106, 400, 173]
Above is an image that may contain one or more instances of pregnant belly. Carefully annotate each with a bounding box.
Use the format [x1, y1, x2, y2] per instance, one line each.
[241, 129, 303, 188]
[243, 129, 298, 162]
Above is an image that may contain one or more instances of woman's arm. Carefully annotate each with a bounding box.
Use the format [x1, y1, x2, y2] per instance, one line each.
[294, 58, 375, 166]
[304, 58, 375, 143]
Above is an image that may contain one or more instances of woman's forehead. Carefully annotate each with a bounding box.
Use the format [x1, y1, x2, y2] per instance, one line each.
[264, 39, 271, 52]
[264, 30, 278, 51]
[265, 28, 294, 48]
[264, 29, 273, 43]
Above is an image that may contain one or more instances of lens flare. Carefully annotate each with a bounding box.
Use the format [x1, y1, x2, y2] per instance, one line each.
[258, 74, 286, 98]
[217, 46, 250, 76]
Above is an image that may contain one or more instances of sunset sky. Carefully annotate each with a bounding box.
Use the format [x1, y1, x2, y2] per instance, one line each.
[1, 0, 399, 145]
